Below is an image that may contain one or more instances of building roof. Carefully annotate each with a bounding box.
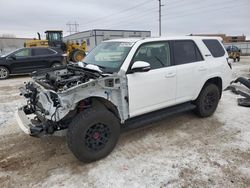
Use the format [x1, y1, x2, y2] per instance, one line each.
[105, 36, 223, 43]
[64, 29, 151, 38]
[0, 37, 32, 40]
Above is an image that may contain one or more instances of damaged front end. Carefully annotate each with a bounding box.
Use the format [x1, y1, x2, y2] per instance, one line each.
[16, 64, 105, 137]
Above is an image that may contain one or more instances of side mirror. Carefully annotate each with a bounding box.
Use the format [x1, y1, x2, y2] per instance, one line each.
[131, 61, 151, 73]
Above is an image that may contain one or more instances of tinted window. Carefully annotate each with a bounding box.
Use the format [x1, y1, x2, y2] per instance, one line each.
[203, 39, 225, 57]
[33, 48, 55, 56]
[133, 42, 171, 69]
[173, 40, 203, 65]
[14, 48, 31, 57]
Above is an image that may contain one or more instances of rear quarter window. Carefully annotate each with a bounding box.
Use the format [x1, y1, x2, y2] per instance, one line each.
[203, 39, 225, 58]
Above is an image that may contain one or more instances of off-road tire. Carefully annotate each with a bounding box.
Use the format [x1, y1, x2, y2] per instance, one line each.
[0, 66, 10, 80]
[67, 106, 120, 162]
[71, 50, 86, 62]
[194, 84, 220, 117]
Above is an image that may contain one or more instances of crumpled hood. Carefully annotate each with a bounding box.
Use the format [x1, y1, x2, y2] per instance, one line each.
[77, 62, 103, 73]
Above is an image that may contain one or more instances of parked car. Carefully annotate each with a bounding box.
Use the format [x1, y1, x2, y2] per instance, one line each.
[226, 45, 241, 62]
[16, 37, 232, 162]
[0, 47, 64, 79]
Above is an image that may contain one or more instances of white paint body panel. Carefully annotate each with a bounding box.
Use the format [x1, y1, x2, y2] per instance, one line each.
[117, 36, 232, 118]
[127, 66, 177, 117]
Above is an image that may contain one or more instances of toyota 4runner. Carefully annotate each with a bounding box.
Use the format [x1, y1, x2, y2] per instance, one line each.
[16, 37, 232, 162]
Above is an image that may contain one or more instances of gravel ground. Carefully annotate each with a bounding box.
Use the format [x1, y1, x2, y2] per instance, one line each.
[0, 58, 250, 188]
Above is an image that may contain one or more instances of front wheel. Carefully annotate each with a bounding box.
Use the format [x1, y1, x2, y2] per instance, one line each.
[67, 106, 120, 162]
[0, 66, 10, 80]
[194, 84, 220, 117]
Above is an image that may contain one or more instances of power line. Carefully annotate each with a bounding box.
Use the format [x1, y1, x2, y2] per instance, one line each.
[163, 0, 204, 10]
[100, 8, 158, 29]
[140, 1, 248, 27]
[82, 0, 154, 27]
[162, 1, 249, 20]
[162, 0, 240, 17]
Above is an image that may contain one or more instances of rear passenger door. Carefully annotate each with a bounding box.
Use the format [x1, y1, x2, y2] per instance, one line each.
[172, 40, 207, 103]
[31, 48, 56, 70]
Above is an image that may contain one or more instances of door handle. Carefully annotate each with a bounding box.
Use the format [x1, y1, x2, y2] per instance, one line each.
[198, 66, 207, 71]
[165, 72, 176, 78]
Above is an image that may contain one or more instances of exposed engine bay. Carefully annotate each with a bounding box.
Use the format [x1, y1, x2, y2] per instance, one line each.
[17, 64, 126, 136]
[32, 64, 103, 92]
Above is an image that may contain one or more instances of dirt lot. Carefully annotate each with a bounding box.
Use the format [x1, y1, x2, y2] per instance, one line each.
[0, 58, 250, 188]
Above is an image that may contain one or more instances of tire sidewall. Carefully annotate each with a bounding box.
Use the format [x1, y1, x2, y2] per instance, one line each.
[0, 66, 10, 79]
[73, 50, 85, 62]
[67, 108, 120, 162]
[196, 84, 220, 117]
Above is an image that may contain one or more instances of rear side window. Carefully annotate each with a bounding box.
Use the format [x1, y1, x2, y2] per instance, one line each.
[203, 39, 225, 57]
[33, 48, 55, 56]
[173, 40, 203, 65]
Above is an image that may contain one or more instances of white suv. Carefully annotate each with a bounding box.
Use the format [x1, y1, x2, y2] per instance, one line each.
[16, 36, 232, 162]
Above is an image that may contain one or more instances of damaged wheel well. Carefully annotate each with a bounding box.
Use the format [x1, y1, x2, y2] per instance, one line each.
[204, 77, 223, 98]
[78, 97, 120, 121]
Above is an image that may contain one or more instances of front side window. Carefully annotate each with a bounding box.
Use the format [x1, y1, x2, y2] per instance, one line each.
[13, 48, 31, 57]
[132, 42, 171, 69]
[84, 42, 133, 73]
[173, 40, 203, 65]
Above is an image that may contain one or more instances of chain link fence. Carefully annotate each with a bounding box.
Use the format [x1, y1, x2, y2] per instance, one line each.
[224, 42, 250, 56]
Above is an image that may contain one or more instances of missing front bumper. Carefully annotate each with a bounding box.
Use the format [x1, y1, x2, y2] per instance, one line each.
[15, 106, 44, 136]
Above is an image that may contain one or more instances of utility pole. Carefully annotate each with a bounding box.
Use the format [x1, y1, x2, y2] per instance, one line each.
[158, 0, 164, 36]
[66, 21, 79, 35]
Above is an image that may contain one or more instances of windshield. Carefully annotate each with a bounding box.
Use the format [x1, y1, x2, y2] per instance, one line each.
[84, 42, 134, 73]
[0, 49, 20, 57]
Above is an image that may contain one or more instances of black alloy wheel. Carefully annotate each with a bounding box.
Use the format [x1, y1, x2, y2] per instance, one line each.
[85, 123, 111, 152]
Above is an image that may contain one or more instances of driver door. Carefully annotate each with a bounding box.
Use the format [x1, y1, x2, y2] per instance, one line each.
[8, 48, 33, 73]
[126, 41, 177, 118]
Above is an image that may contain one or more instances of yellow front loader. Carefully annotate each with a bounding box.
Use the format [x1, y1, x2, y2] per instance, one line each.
[25, 30, 86, 62]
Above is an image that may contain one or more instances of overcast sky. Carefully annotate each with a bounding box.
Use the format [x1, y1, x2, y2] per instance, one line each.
[0, 0, 250, 39]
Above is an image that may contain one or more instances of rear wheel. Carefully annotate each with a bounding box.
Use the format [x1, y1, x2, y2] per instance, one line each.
[194, 84, 220, 117]
[67, 106, 120, 162]
[0, 66, 10, 79]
